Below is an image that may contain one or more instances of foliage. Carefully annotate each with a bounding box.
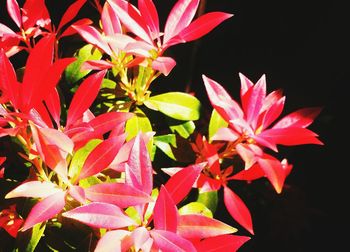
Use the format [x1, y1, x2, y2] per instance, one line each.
[0, 0, 323, 251]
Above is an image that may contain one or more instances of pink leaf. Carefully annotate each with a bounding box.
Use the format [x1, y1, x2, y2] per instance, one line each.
[21, 35, 55, 111]
[152, 56, 176, 76]
[68, 185, 86, 204]
[81, 59, 114, 71]
[95, 230, 132, 252]
[153, 185, 178, 232]
[223, 186, 254, 234]
[107, 0, 153, 44]
[62, 202, 135, 229]
[242, 74, 266, 129]
[150, 229, 196, 252]
[5, 181, 63, 199]
[37, 127, 74, 154]
[177, 12, 233, 43]
[78, 134, 125, 180]
[194, 234, 250, 252]
[101, 2, 122, 36]
[178, 214, 237, 240]
[126, 133, 153, 195]
[239, 72, 254, 98]
[7, 0, 22, 28]
[138, 0, 160, 39]
[273, 107, 322, 129]
[73, 25, 112, 55]
[66, 70, 106, 127]
[21, 191, 66, 231]
[165, 162, 205, 204]
[202, 75, 243, 122]
[85, 182, 153, 208]
[163, 0, 200, 44]
[58, 0, 87, 31]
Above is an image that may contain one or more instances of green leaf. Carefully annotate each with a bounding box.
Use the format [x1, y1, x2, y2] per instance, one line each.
[125, 107, 153, 152]
[68, 139, 103, 183]
[65, 44, 102, 84]
[78, 176, 102, 188]
[208, 109, 228, 142]
[125, 207, 141, 226]
[17, 222, 46, 252]
[179, 202, 213, 218]
[145, 92, 201, 121]
[153, 134, 177, 160]
[144, 188, 159, 221]
[169, 120, 196, 139]
[197, 191, 218, 214]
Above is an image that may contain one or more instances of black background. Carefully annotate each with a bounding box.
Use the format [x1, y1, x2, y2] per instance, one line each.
[1, 0, 348, 251]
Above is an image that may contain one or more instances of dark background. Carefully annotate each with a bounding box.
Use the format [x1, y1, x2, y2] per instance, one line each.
[1, 0, 348, 251]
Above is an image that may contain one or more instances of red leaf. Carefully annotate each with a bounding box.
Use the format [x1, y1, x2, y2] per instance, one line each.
[194, 234, 250, 252]
[153, 185, 178, 232]
[66, 70, 106, 127]
[62, 202, 135, 229]
[223, 186, 254, 234]
[138, 0, 160, 38]
[257, 154, 287, 194]
[21, 191, 66, 231]
[177, 12, 233, 43]
[257, 127, 323, 147]
[57, 0, 87, 31]
[177, 214, 237, 240]
[150, 229, 196, 252]
[6, 0, 22, 28]
[273, 107, 322, 129]
[0, 48, 20, 108]
[44, 89, 61, 128]
[126, 133, 153, 195]
[89, 111, 133, 137]
[31, 57, 75, 109]
[165, 162, 205, 204]
[59, 18, 93, 38]
[21, 35, 55, 111]
[163, 0, 200, 44]
[78, 134, 125, 180]
[22, 0, 51, 30]
[85, 182, 153, 208]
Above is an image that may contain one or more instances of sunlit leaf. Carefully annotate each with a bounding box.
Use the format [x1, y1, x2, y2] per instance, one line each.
[62, 202, 136, 229]
[179, 202, 212, 218]
[177, 214, 237, 239]
[146, 92, 201, 121]
[197, 190, 218, 214]
[208, 109, 228, 142]
[65, 44, 103, 84]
